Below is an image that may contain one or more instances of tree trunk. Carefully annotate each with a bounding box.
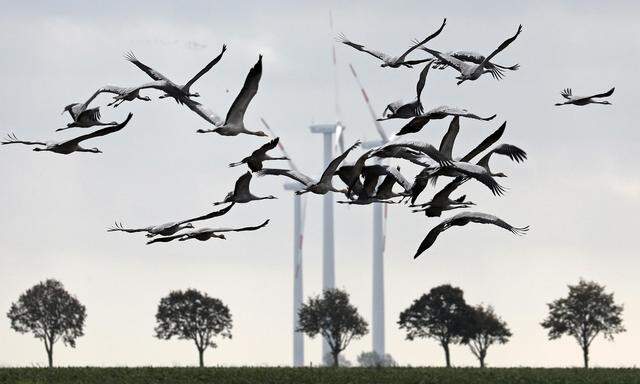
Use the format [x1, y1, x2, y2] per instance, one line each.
[46, 345, 53, 368]
[442, 343, 451, 368]
[479, 355, 485, 368]
[582, 346, 589, 369]
[332, 351, 340, 367]
[198, 348, 204, 368]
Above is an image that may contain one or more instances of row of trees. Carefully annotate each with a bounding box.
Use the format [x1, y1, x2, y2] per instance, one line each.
[397, 285, 511, 368]
[7, 279, 625, 368]
[298, 286, 510, 368]
[7, 281, 232, 368]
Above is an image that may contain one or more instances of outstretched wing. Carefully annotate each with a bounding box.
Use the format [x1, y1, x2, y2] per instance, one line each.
[97, 85, 130, 96]
[107, 221, 150, 233]
[184, 44, 227, 90]
[337, 33, 392, 62]
[225, 55, 262, 126]
[1, 133, 46, 147]
[477, 143, 527, 170]
[233, 172, 253, 195]
[399, 18, 447, 62]
[422, 48, 466, 73]
[184, 98, 224, 126]
[396, 115, 431, 135]
[64, 113, 133, 146]
[257, 168, 315, 187]
[414, 219, 452, 258]
[469, 212, 529, 235]
[385, 165, 412, 191]
[449, 162, 506, 196]
[435, 106, 496, 121]
[79, 88, 106, 110]
[432, 176, 467, 202]
[478, 25, 523, 72]
[125, 80, 170, 93]
[491, 144, 527, 162]
[560, 88, 573, 99]
[253, 137, 279, 157]
[319, 140, 361, 184]
[416, 60, 433, 101]
[451, 51, 486, 63]
[590, 87, 615, 99]
[344, 149, 375, 197]
[146, 233, 185, 245]
[375, 140, 451, 166]
[76, 107, 102, 124]
[124, 51, 168, 81]
[439, 116, 460, 159]
[207, 219, 270, 233]
[361, 172, 381, 198]
[459, 122, 506, 162]
[178, 203, 235, 225]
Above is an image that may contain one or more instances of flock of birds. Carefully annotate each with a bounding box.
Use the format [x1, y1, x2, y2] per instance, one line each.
[1, 18, 615, 258]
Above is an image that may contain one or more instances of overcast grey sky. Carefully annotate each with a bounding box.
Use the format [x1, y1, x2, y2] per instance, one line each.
[1, 0, 639, 368]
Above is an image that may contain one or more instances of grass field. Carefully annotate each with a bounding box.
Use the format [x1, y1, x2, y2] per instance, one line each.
[0, 367, 639, 384]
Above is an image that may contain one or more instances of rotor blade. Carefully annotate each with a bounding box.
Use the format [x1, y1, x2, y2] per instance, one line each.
[334, 122, 346, 154]
[260, 118, 300, 172]
[330, 10, 342, 124]
[349, 63, 389, 143]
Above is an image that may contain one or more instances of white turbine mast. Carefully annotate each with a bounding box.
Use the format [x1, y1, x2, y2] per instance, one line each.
[260, 118, 306, 367]
[349, 63, 389, 357]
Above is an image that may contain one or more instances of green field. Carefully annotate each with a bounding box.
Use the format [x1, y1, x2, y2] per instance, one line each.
[0, 367, 639, 384]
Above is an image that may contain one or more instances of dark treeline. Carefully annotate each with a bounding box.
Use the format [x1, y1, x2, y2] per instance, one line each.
[6, 279, 625, 368]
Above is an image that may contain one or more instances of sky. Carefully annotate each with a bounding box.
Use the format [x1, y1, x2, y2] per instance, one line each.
[1, 0, 639, 368]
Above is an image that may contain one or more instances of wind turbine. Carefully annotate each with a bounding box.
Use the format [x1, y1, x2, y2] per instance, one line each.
[261, 118, 306, 367]
[350, 63, 389, 357]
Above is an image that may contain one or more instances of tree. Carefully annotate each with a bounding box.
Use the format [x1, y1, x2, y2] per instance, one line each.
[154, 289, 232, 367]
[398, 284, 469, 367]
[461, 305, 511, 368]
[357, 351, 397, 367]
[541, 279, 625, 368]
[297, 288, 368, 367]
[7, 279, 86, 367]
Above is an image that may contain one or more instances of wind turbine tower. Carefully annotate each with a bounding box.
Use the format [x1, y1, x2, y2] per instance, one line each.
[309, 123, 340, 359]
[349, 64, 390, 357]
[261, 119, 306, 367]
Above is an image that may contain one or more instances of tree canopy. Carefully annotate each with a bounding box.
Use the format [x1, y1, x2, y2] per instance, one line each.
[398, 284, 469, 367]
[7, 279, 86, 367]
[297, 288, 368, 367]
[541, 279, 625, 368]
[461, 304, 511, 367]
[155, 289, 232, 367]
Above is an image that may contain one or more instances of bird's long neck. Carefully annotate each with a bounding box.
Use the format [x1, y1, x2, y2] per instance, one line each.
[246, 129, 263, 136]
